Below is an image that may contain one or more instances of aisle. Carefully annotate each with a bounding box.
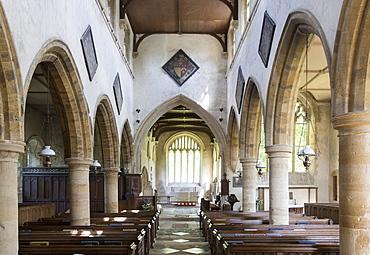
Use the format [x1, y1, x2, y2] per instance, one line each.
[150, 204, 211, 255]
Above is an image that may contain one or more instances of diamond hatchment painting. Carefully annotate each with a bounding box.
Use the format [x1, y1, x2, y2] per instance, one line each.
[162, 49, 199, 86]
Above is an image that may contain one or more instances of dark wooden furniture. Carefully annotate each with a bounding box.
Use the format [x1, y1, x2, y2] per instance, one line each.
[22, 167, 104, 214]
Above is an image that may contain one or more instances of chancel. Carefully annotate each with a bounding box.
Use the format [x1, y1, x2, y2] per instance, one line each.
[0, 1, 368, 254]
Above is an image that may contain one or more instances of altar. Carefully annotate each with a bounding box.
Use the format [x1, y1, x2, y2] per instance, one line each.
[170, 192, 198, 203]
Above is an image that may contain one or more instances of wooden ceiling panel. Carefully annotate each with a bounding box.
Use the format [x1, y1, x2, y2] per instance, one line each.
[123, 0, 232, 34]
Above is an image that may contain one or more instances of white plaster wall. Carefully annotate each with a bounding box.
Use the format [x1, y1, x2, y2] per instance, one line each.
[133, 34, 227, 131]
[2, 0, 134, 138]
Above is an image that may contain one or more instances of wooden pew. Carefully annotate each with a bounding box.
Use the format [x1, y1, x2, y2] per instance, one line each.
[200, 210, 339, 255]
[19, 210, 160, 255]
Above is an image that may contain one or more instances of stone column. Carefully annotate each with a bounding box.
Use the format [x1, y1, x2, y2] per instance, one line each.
[240, 158, 258, 212]
[265, 144, 291, 225]
[0, 140, 25, 254]
[65, 158, 92, 226]
[333, 112, 370, 255]
[104, 167, 119, 213]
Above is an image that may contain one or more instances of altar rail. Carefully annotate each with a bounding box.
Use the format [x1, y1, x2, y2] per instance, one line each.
[304, 203, 339, 224]
[18, 203, 55, 226]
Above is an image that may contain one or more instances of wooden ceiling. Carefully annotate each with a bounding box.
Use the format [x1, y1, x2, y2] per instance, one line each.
[120, 0, 237, 51]
[152, 105, 215, 140]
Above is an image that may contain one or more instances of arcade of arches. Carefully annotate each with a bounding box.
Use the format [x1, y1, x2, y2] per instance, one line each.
[0, 0, 369, 254]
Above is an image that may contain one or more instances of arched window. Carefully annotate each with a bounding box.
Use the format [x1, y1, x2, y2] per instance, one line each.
[167, 134, 202, 184]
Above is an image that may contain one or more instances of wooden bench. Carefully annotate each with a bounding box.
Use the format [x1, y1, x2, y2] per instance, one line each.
[19, 210, 160, 255]
[200, 210, 339, 255]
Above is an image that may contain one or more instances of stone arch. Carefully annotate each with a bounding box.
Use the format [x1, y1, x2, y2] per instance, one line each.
[121, 120, 134, 171]
[133, 95, 227, 174]
[94, 95, 119, 168]
[227, 107, 239, 173]
[239, 78, 264, 159]
[332, 0, 370, 115]
[24, 40, 93, 161]
[265, 11, 333, 147]
[0, 2, 23, 142]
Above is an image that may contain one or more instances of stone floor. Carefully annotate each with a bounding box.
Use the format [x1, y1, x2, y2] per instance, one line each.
[149, 203, 211, 255]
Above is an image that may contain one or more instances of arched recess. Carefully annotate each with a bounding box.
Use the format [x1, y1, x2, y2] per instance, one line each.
[239, 78, 264, 160]
[265, 11, 333, 147]
[227, 108, 240, 173]
[25, 40, 93, 161]
[133, 95, 227, 174]
[332, 0, 370, 115]
[121, 120, 134, 171]
[94, 95, 119, 168]
[0, 2, 23, 142]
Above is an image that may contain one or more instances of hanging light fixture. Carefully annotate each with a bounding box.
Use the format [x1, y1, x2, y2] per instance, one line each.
[92, 160, 101, 174]
[297, 34, 315, 170]
[255, 161, 266, 176]
[39, 64, 56, 167]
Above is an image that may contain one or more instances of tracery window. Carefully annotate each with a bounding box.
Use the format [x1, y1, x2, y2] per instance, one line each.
[167, 135, 201, 184]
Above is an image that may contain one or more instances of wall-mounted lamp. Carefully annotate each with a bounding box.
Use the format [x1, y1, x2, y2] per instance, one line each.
[256, 162, 266, 176]
[136, 108, 141, 123]
[92, 160, 101, 174]
[219, 107, 223, 122]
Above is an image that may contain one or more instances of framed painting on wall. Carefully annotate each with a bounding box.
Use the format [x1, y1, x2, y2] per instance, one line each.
[258, 11, 276, 67]
[113, 73, 123, 114]
[81, 25, 98, 81]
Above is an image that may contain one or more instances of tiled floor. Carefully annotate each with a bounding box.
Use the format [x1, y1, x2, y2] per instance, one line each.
[150, 204, 211, 255]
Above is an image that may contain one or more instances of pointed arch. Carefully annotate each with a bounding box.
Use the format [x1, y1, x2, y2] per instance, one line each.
[239, 78, 264, 159]
[95, 95, 119, 168]
[265, 11, 333, 147]
[0, 2, 23, 142]
[133, 95, 227, 173]
[332, 0, 370, 114]
[25, 40, 93, 160]
[227, 107, 239, 172]
[121, 120, 134, 170]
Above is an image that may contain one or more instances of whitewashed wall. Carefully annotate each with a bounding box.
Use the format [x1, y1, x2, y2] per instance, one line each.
[132, 34, 227, 130]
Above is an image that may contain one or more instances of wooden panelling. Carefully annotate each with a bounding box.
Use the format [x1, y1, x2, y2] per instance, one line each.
[22, 167, 105, 214]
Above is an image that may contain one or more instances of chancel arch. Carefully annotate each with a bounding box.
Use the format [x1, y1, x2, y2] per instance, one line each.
[133, 95, 227, 176]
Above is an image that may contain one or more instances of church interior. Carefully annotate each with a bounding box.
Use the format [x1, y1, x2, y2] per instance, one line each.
[0, 0, 369, 254]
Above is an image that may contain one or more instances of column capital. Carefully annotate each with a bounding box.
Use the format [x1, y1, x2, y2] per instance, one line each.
[332, 111, 370, 136]
[239, 158, 257, 165]
[265, 144, 292, 158]
[0, 139, 25, 153]
[104, 167, 120, 174]
[65, 158, 93, 167]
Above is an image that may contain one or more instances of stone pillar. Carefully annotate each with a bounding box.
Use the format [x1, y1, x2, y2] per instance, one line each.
[65, 158, 91, 226]
[240, 158, 258, 212]
[333, 112, 370, 255]
[0, 140, 25, 254]
[265, 144, 291, 225]
[104, 167, 119, 213]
